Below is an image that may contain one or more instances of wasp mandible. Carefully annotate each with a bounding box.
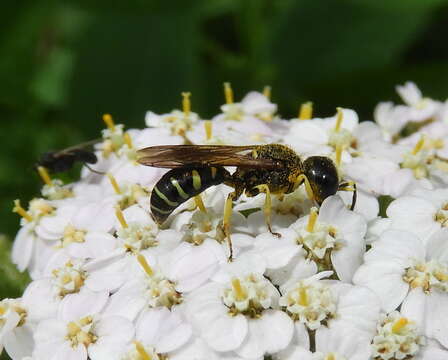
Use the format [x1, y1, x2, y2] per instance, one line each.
[137, 144, 357, 260]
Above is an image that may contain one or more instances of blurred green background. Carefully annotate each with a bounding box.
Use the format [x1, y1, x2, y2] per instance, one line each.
[1, 0, 448, 305]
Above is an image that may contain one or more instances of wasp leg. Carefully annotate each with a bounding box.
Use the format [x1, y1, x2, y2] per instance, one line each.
[254, 184, 281, 237]
[338, 181, 357, 211]
[296, 174, 315, 201]
[223, 191, 238, 262]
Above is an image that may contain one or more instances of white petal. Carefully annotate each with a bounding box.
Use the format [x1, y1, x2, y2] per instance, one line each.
[426, 228, 448, 262]
[136, 308, 192, 353]
[268, 255, 317, 287]
[12, 224, 34, 272]
[88, 339, 128, 360]
[122, 204, 154, 224]
[203, 313, 248, 352]
[363, 230, 424, 265]
[22, 279, 59, 322]
[103, 281, 146, 321]
[315, 326, 372, 359]
[339, 189, 379, 222]
[293, 322, 310, 348]
[276, 345, 313, 360]
[396, 81, 421, 106]
[387, 197, 438, 241]
[52, 342, 87, 360]
[254, 229, 301, 270]
[353, 260, 409, 312]
[331, 235, 364, 282]
[403, 289, 448, 348]
[236, 310, 293, 358]
[58, 289, 109, 322]
[400, 287, 426, 331]
[95, 316, 134, 342]
[169, 338, 220, 360]
[330, 284, 380, 337]
[320, 196, 367, 240]
[2, 325, 34, 360]
[417, 345, 448, 360]
[136, 307, 191, 352]
[69, 232, 117, 259]
[165, 243, 218, 293]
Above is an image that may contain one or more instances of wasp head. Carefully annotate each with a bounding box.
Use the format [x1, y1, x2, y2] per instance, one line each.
[303, 156, 339, 205]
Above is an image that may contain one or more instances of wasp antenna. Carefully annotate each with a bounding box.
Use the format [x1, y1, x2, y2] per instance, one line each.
[84, 164, 106, 175]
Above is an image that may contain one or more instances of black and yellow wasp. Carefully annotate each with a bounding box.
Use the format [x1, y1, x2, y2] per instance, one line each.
[137, 143, 356, 260]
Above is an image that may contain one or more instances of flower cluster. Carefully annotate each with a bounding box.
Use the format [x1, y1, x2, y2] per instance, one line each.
[2, 82, 448, 360]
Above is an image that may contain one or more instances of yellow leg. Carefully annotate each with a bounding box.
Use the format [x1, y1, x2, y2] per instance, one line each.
[296, 174, 314, 201]
[338, 181, 357, 211]
[255, 184, 281, 237]
[223, 192, 236, 262]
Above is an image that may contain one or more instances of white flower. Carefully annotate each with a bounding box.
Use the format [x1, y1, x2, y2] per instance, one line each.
[279, 272, 335, 330]
[33, 289, 133, 360]
[284, 108, 366, 161]
[104, 245, 219, 321]
[386, 188, 448, 244]
[0, 298, 34, 360]
[371, 311, 424, 360]
[290, 196, 366, 282]
[145, 109, 200, 137]
[97, 307, 192, 360]
[353, 228, 448, 348]
[374, 101, 409, 141]
[253, 228, 317, 286]
[396, 82, 440, 122]
[9, 87, 448, 359]
[11, 198, 56, 275]
[186, 253, 294, 358]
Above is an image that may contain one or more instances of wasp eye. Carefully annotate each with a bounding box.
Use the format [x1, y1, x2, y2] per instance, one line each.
[303, 156, 339, 203]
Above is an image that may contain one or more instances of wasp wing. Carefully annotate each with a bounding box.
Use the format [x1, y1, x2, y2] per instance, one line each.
[58, 138, 102, 155]
[137, 145, 280, 169]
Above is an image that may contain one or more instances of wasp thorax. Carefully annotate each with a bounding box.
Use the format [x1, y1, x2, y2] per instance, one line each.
[303, 156, 339, 204]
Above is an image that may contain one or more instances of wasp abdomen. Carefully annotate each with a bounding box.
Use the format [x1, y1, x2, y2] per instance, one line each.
[150, 166, 229, 224]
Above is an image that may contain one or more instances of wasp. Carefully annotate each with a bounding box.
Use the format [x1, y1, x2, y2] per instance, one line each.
[36, 139, 102, 174]
[137, 144, 356, 260]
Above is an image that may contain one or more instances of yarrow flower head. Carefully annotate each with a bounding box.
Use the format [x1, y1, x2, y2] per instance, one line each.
[4, 82, 448, 360]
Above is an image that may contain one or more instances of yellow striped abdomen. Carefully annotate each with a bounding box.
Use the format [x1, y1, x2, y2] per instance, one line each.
[150, 167, 229, 224]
